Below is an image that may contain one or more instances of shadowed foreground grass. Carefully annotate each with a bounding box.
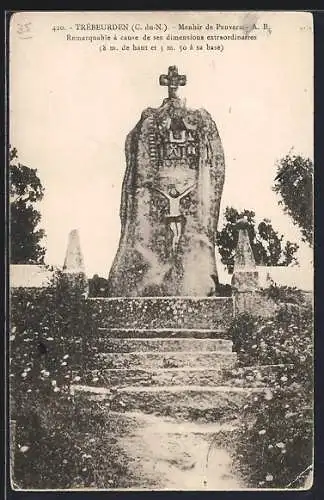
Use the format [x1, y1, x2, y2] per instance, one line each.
[13, 394, 138, 489]
[13, 393, 243, 490]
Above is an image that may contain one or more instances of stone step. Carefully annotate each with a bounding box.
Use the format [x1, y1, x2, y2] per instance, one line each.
[97, 328, 227, 339]
[89, 338, 233, 353]
[71, 384, 264, 422]
[93, 351, 237, 370]
[81, 367, 228, 387]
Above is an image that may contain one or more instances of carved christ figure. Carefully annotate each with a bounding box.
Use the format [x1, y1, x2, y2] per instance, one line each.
[152, 183, 196, 253]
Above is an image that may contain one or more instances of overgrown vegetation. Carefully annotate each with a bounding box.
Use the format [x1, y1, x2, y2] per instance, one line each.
[10, 272, 91, 406]
[13, 393, 133, 489]
[226, 291, 313, 489]
[88, 274, 111, 297]
[9, 272, 115, 489]
[261, 282, 307, 306]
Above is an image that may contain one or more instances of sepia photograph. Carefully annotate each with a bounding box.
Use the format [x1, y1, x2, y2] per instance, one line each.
[8, 10, 313, 490]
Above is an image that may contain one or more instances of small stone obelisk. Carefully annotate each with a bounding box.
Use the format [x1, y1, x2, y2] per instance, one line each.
[232, 218, 279, 317]
[231, 217, 259, 291]
[63, 229, 85, 273]
[63, 229, 88, 295]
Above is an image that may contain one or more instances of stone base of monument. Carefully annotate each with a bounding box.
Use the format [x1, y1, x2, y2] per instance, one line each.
[70, 296, 266, 423]
[88, 296, 234, 330]
[86, 297, 236, 392]
[69, 295, 267, 488]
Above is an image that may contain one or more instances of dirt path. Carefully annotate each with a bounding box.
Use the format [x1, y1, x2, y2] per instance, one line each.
[117, 411, 244, 490]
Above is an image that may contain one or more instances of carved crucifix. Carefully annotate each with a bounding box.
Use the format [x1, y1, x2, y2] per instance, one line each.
[159, 66, 187, 99]
[152, 183, 196, 253]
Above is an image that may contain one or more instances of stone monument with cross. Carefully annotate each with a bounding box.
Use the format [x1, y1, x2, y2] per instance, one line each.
[108, 66, 225, 296]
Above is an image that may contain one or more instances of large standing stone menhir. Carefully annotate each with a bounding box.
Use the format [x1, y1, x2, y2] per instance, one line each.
[108, 66, 225, 296]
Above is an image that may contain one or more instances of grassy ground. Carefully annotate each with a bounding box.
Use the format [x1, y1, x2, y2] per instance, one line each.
[13, 393, 132, 489]
[13, 394, 243, 490]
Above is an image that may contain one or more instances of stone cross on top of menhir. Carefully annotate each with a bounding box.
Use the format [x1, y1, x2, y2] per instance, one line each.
[108, 66, 226, 297]
[159, 66, 187, 99]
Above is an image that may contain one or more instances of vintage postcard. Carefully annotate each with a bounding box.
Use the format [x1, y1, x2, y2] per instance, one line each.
[8, 11, 313, 491]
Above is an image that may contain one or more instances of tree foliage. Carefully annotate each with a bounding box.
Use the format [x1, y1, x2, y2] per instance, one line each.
[216, 207, 298, 273]
[10, 146, 46, 264]
[273, 153, 313, 246]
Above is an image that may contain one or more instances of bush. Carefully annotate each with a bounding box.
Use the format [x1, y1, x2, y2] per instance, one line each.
[228, 305, 312, 375]
[10, 272, 96, 413]
[261, 282, 306, 306]
[227, 302, 313, 488]
[10, 272, 105, 488]
[233, 388, 312, 488]
[88, 274, 110, 297]
[217, 283, 233, 297]
[14, 394, 132, 489]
